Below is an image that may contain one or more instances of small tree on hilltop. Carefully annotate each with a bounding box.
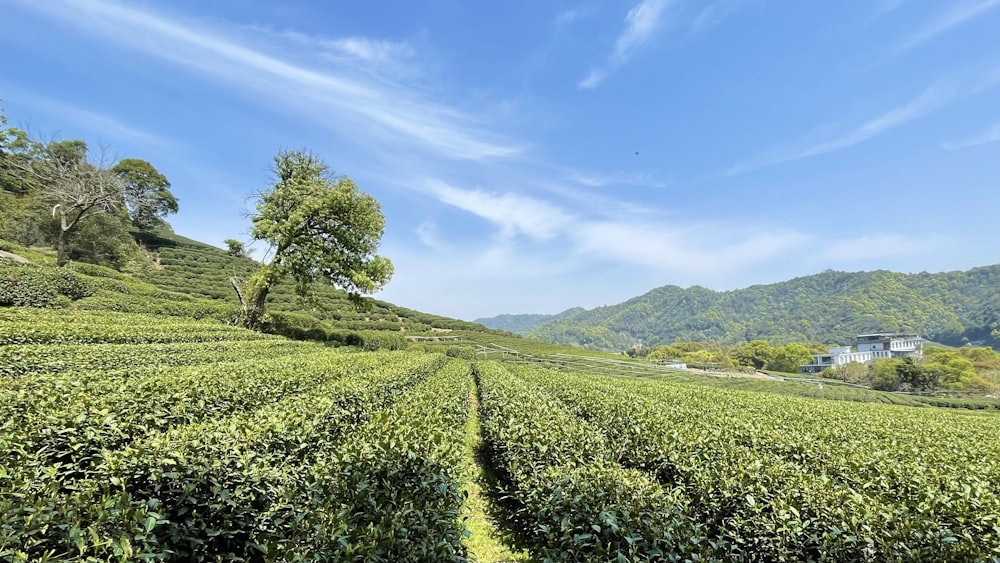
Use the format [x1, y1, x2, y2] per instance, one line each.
[231, 149, 394, 330]
[112, 158, 178, 230]
[224, 238, 246, 258]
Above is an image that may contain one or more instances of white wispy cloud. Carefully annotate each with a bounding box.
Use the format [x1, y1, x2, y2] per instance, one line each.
[329, 37, 415, 65]
[244, 26, 422, 82]
[415, 222, 449, 250]
[942, 123, 1000, 150]
[727, 82, 955, 175]
[899, 0, 1000, 51]
[427, 180, 814, 276]
[691, 0, 750, 33]
[874, 0, 906, 18]
[569, 170, 668, 189]
[578, 70, 607, 90]
[616, 0, 672, 60]
[556, 8, 586, 27]
[572, 221, 809, 273]
[427, 180, 574, 240]
[15, 0, 518, 162]
[579, 0, 672, 89]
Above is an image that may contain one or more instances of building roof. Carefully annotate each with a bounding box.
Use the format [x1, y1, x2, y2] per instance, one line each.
[856, 333, 921, 339]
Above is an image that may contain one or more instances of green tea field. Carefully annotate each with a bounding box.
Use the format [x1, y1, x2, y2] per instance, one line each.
[2, 308, 1000, 562]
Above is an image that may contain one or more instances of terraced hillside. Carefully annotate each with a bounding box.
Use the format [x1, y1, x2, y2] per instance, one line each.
[133, 230, 488, 335]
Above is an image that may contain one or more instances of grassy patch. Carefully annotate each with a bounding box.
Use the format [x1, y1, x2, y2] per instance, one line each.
[461, 378, 531, 563]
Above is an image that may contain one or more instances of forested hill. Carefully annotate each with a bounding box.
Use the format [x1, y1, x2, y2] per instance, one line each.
[474, 307, 585, 335]
[525, 267, 1000, 351]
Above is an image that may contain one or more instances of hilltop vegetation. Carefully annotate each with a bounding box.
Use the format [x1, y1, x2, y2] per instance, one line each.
[489, 268, 1000, 351]
[0, 232, 488, 346]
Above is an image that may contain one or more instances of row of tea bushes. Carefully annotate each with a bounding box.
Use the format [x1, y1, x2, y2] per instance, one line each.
[1, 347, 454, 560]
[514, 364, 1000, 561]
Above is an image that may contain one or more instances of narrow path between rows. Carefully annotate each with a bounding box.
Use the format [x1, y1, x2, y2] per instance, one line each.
[461, 373, 530, 563]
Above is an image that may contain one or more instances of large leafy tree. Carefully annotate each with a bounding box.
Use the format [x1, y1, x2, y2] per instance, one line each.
[769, 342, 814, 373]
[112, 158, 178, 230]
[223, 238, 247, 258]
[732, 339, 775, 370]
[232, 149, 394, 329]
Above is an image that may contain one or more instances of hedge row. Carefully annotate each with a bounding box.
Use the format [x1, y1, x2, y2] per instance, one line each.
[0, 339, 319, 377]
[0, 309, 276, 345]
[475, 361, 708, 562]
[1, 351, 442, 484]
[269, 359, 472, 561]
[75, 293, 234, 321]
[1, 353, 447, 561]
[519, 366, 1000, 561]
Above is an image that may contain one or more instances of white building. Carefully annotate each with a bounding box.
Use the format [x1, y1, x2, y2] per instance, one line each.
[799, 333, 924, 375]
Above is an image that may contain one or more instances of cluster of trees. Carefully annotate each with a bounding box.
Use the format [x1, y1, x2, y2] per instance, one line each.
[827, 347, 999, 392]
[644, 339, 819, 373]
[1, 108, 395, 332]
[642, 338, 998, 393]
[0, 108, 178, 268]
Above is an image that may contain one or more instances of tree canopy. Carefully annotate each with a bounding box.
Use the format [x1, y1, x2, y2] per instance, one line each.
[223, 238, 246, 258]
[112, 158, 178, 230]
[1, 107, 178, 268]
[232, 149, 393, 329]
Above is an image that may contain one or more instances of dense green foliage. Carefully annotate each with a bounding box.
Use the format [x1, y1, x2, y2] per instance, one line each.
[131, 231, 486, 337]
[232, 149, 393, 329]
[476, 362, 708, 561]
[515, 268, 1000, 351]
[3, 305, 1000, 561]
[112, 158, 178, 231]
[0, 308, 471, 561]
[0, 108, 178, 267]
[0, 227, 493, 346]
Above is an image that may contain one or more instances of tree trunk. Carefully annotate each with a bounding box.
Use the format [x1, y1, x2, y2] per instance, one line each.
[231, 276, 270, 330]
[56, 229, 67, 267]
[245, 285, 270, 330]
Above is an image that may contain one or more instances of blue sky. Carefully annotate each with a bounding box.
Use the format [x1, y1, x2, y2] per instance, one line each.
[2, 0, 999, 320]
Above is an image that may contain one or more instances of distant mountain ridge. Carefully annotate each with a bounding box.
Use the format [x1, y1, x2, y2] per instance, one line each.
[486, 267, 1000, 352]
[474, 307, 585, 334]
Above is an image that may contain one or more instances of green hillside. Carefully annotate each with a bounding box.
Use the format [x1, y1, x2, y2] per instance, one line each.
[529, 268, 1000, 351]
[133, 230, 489, 335]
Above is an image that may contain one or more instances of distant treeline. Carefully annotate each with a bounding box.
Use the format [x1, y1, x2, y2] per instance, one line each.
[515, 269, 1000, 351]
